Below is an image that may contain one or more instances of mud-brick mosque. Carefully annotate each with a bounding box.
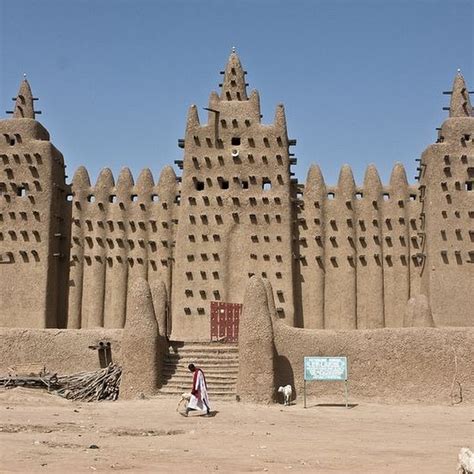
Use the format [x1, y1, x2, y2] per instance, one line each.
[0, 50, 472, 403]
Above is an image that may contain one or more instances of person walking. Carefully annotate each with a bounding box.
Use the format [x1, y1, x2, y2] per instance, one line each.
[184, 363, 211, 416]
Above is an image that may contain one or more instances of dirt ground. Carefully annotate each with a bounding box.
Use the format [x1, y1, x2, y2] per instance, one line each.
[0, 388, 472, 473]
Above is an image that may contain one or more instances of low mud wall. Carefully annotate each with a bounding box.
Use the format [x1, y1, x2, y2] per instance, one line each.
[0, 329, 123, 375]
[273, 324, 474, 404]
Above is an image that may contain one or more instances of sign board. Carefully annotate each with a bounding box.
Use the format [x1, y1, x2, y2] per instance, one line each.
[304, 356, 347, 381]
[303, 356, 349, 408]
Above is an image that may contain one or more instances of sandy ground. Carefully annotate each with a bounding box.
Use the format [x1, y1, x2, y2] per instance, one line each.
[0, 388, 472, 473]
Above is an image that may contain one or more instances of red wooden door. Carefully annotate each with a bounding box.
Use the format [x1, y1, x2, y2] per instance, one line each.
[210, 301, 242, 342]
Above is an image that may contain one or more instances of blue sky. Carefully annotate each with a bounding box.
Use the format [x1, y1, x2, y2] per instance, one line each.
[0, 0, 472, 186]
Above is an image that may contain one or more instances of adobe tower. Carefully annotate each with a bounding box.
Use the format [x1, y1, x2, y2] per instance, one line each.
[171, 49, 297, 340]
[418, 71, 474, 325]
[0, 78, 69, 327]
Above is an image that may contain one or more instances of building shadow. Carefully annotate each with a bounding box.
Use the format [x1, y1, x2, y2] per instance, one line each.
[274, 354, 296, 403]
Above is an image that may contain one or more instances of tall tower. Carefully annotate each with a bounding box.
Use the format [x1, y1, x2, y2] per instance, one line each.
[0, 78, 69, 327]
[171, 50, 297, 341]
[419, 71, 474, 326]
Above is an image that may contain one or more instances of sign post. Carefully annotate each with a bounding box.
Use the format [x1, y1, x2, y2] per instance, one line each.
[303, 356, 349, 408]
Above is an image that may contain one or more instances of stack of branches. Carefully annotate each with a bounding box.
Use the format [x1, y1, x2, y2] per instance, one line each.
[54, 364, 122, 402]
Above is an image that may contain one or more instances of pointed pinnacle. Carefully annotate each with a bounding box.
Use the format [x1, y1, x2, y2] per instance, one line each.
[449, 70, 472, 117]
[13, 77, 35, 119]
[220, 50, 248, 101]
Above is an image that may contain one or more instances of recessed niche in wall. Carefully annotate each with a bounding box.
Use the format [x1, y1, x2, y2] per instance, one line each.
[262, 178, 271, 191]
[218, 178, 229, 189]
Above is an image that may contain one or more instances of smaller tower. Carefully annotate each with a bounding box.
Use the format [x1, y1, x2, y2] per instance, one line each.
[418, 71, 474, 326]
[0, 78, 69, 327]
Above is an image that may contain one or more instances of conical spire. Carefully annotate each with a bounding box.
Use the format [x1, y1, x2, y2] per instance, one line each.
[95, 168, 115, 199]
[136, 168, 154, 192]
[186, 104, 200, 133]
[13, 77, 35, 119]
[220, 48, 248, 101]
[389, 162, 408, 199]
[274, 104, 287, 130]
[157, 166, 177, 202]
[337, 164, 356, 200]
[116, 167, 134, 201]
[363, 164, 382, 198]
[72, 166, 91, 188]
[305, 164, 326, 197]
[449, 70, 473, 117]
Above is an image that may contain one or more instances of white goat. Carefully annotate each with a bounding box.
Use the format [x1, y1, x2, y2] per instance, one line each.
[278, 385, 293, 406]
[458, 448, 474, 474]
[176, 392, 191, 412]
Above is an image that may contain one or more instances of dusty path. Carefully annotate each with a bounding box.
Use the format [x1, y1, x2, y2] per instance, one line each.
[0, 388, 472, 473]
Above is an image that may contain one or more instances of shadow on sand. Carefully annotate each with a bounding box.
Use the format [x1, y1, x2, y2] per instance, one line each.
[306, 403, 358, 409]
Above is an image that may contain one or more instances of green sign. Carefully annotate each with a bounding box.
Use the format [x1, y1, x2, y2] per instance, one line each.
[304, 356, 348, 381]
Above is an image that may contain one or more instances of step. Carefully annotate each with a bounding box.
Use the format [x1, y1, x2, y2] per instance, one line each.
[163, 371, 239, 379]
[162, 372, 237, 380]
[162, 380, 235, 388]
[156, 390, 236, 400]
[163, 365, 238, 371]
[172, 346, 238, 352]
[163, 377, 237, 389]
[163, 372, 238, 381]
[158, 386, 236, 396]
[166, 354, 239, 361]
[170, 343, 238, 349]
[166, 357, 239, 364]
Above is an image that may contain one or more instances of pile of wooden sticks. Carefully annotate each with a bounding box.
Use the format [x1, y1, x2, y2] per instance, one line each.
[54, 364, 122, 402]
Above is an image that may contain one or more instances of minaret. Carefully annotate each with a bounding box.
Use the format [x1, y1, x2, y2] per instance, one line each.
[0, 77, 69, 328]
[220, 48, 248, 101]
[418, 70, 474, 326]
[171, 49, 297, 341]
[449, 70, 473, 117]
[12, 77, 35, 119]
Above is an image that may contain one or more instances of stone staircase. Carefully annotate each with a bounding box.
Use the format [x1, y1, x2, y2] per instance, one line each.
[158, 342, 239, 400]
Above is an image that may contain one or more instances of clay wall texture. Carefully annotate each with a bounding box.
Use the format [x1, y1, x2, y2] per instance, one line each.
[0, 328, 122, 374]
[236, 278, 473, 404]
[273, 322, 474, 404]
[0, 54, 473, 338]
